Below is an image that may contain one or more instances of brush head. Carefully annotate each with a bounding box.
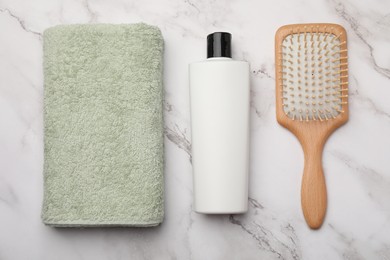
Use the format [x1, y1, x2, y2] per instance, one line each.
[276, 24, 348, 122]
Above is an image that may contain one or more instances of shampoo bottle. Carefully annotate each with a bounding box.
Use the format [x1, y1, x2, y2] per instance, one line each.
[189, 32, 250, 214]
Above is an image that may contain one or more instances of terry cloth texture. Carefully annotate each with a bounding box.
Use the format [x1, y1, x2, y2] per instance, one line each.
[42, 24, 164, 227]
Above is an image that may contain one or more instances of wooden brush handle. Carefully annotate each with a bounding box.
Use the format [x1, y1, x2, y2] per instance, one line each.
[301, 139, 327, 229]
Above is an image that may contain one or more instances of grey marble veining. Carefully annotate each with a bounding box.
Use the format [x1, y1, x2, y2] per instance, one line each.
[1, 0, 390, 259]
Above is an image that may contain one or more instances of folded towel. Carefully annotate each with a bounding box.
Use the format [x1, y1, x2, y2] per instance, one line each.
[42, 24, 164, 227]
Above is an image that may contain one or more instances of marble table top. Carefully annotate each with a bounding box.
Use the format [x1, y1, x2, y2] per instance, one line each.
[1, 0, 390, 259]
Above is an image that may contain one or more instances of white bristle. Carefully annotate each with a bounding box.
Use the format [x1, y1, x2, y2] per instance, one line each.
[281, 31, 347, 121]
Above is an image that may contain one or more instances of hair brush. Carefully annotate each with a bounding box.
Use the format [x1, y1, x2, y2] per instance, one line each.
[275, 23, 348, 229]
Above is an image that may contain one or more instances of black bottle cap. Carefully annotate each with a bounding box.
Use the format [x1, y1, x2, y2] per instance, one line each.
[207, 32, 232, 58]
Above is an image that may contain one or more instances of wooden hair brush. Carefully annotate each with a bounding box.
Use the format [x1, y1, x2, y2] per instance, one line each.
[275, 23, 348, 229]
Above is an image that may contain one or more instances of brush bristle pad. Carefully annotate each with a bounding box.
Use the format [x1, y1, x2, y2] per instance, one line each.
[281, 31, 347, 121]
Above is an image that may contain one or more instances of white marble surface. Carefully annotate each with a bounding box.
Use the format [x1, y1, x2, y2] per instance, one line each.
[1, 0, 390, 259]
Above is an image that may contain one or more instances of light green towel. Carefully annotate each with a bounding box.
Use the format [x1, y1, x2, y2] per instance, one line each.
[42, 24, 164, 227]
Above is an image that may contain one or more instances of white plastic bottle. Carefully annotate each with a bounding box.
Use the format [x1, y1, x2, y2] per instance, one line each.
[189, 32, 250, 214]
